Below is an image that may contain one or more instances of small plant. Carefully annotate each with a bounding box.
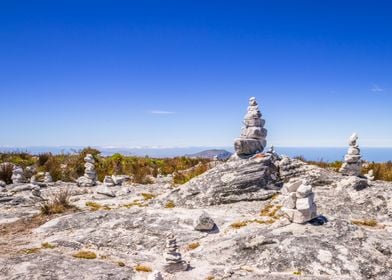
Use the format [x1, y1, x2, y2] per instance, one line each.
[72, 251, 97, 259]
[117, 261, 126, 267]
[134, 264, 152, 272]
[165, 200, 175, 208]
[230, 221, 248, 229]
[41, 242, 55, 249]
[40, 189, 74, 215]
[187, 242, 200, 250]
[141, 193, 156, 200]
[206, 277, 215, 280]
[22, 248, 41, 254]
[0, 162, 13, 185]
[351, 219, 378, 227]
[122, 200, 146, 208]
[293, 271, 302, 275]
[85, 201, 103, 211]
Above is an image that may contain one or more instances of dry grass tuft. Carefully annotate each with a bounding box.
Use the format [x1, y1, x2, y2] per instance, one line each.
[40, 189, 75, 215]
[85, 201, 112, 211]
[141, 193, 156, 200]
[187, 242, 200, 250]
[41, 242, 55, 249]
[117, 261, 126, 267]
[72, 250, 97, 259]
[122, 200, 146, 208]
[351, 219, 378, 227]
[134, 264, 152, 272]
[22, 248, 41, 254]
[230, 221, 248, 229]
[164, 200, 175, 208]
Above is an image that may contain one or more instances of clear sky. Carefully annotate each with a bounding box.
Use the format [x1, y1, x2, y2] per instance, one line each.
[1, 1, 391, 148]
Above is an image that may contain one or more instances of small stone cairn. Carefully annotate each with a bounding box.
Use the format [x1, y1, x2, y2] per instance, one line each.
[11, 166, 26, 184]
[365, 170, 375, 182]
[281, 179, 317, 224]
[43, 172, 53, 183]
[77, 154, 97, 187]
[234, 97, 267, 157]
[339, 133, 362, 176]
[163, 233, 188, 273]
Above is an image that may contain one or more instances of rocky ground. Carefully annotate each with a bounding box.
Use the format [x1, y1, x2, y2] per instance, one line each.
[1, 155, 392, 280]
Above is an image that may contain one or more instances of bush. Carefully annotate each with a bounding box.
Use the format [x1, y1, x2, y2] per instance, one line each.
[0, 162, 13, 184]
[40, 189, 74, 215]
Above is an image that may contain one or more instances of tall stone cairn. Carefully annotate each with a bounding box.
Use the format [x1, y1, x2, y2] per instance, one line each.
[163, 233, 188, 273]
[234, 97, 267, 157]
[11, 166, 26, 184]
[77, 154, 97, 187]
[339, 133, 362, 176]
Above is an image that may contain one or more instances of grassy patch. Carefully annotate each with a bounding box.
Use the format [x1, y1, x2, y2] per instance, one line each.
[230, 221, 248, 229]
[187, 242, 200, 250]
[122, 200, 146, 208]
[22, 248, 41, 254]
[41, 242, 56, 249]
[351, 219, 378, 227]
[40, 189, 76, 215]
[134, 264, 152, 272]
[85, 201, 111, 211]
[293, 271, 302, 275]
[141, 193, 156, 200]
[164, 200, 175, 208]
[72, 251, 97, 259]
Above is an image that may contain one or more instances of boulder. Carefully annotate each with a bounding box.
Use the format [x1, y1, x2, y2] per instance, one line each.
[193, 211, 215, 231]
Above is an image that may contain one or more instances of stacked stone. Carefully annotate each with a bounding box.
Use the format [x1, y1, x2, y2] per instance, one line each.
[365, 170, 375, 182]
[77, 154, 97, 187]
[163, 233, 188, 273]
[339, 133, 362, 176]
[11, 166, 26, 184]
[234, 97, 267, 157]
[43, 172, 53, 183]
[281, 179, 317, 224]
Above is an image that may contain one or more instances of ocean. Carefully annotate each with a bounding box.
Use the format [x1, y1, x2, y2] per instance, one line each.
[0, 146, 391, 162]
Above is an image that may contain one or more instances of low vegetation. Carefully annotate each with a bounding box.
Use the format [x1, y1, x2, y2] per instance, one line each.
[351, 219, 378, 227]
[187, 242, 200, 250]
[295, 156, 392, 181]
[134, 264, 152, 272]
[0, 148, 211, 184]
[85, 201, 111, 211]
[40, 189, 76, 215]
[41, 242, 56, 249]
[164, 200, 175, 208]
[72, 251, 97, 259]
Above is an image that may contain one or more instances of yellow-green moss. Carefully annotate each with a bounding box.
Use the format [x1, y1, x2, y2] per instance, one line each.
[351, 219, 378, 227]
[117, 261, 126, 267]
[141, 193, 156, 200]
[72, 250, 97, 259]
[187, 242, 200, 250]
[22, 248, 41, 254]
[41, 242, 56, 249]
[135, 264, 152, 272]
[164, 200, 175, 208]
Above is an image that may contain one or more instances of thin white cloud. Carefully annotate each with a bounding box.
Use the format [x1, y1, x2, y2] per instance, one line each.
[371, 84, 384, 92]
[148, 110, 175, 115]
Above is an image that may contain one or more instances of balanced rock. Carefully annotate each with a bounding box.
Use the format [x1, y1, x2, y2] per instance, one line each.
[281, 180, 317, 224]
[365, 170, 375, 182]
[103, 176, 115, 187]
[163, 233, 189, 273]
[147, 271, 164, 280]
[11, 166, 26, 184]
[339, 133, 362, 176]
[234, 97, 267, 157]
[193, 211, 215, 231]
[77, 154, 97, 187]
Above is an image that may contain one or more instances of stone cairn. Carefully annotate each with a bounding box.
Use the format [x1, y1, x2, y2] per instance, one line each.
[365, 170, 375, 182]
[339, 133, 362, 176]
[11, 166, 26, 184]
[234, 97, 267, 157]
[43, 172, 53, 183]
[163, 233, 188, 273]
[281, 179, 317, 224]
[77, 154, 97, 187]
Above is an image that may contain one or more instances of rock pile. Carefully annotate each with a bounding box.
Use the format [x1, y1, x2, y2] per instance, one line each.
[163, 233, 188, 273]
[77, 154, 97, 187]
[43, 172, 53, 183]
[281, 179, 317, 224]
[234, 97, 267, 157]
[11, 166, 26, 184]
[339, 133, 362, 176]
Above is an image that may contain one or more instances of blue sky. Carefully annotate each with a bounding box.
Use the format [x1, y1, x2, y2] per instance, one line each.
[0, 1, 391, 148]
